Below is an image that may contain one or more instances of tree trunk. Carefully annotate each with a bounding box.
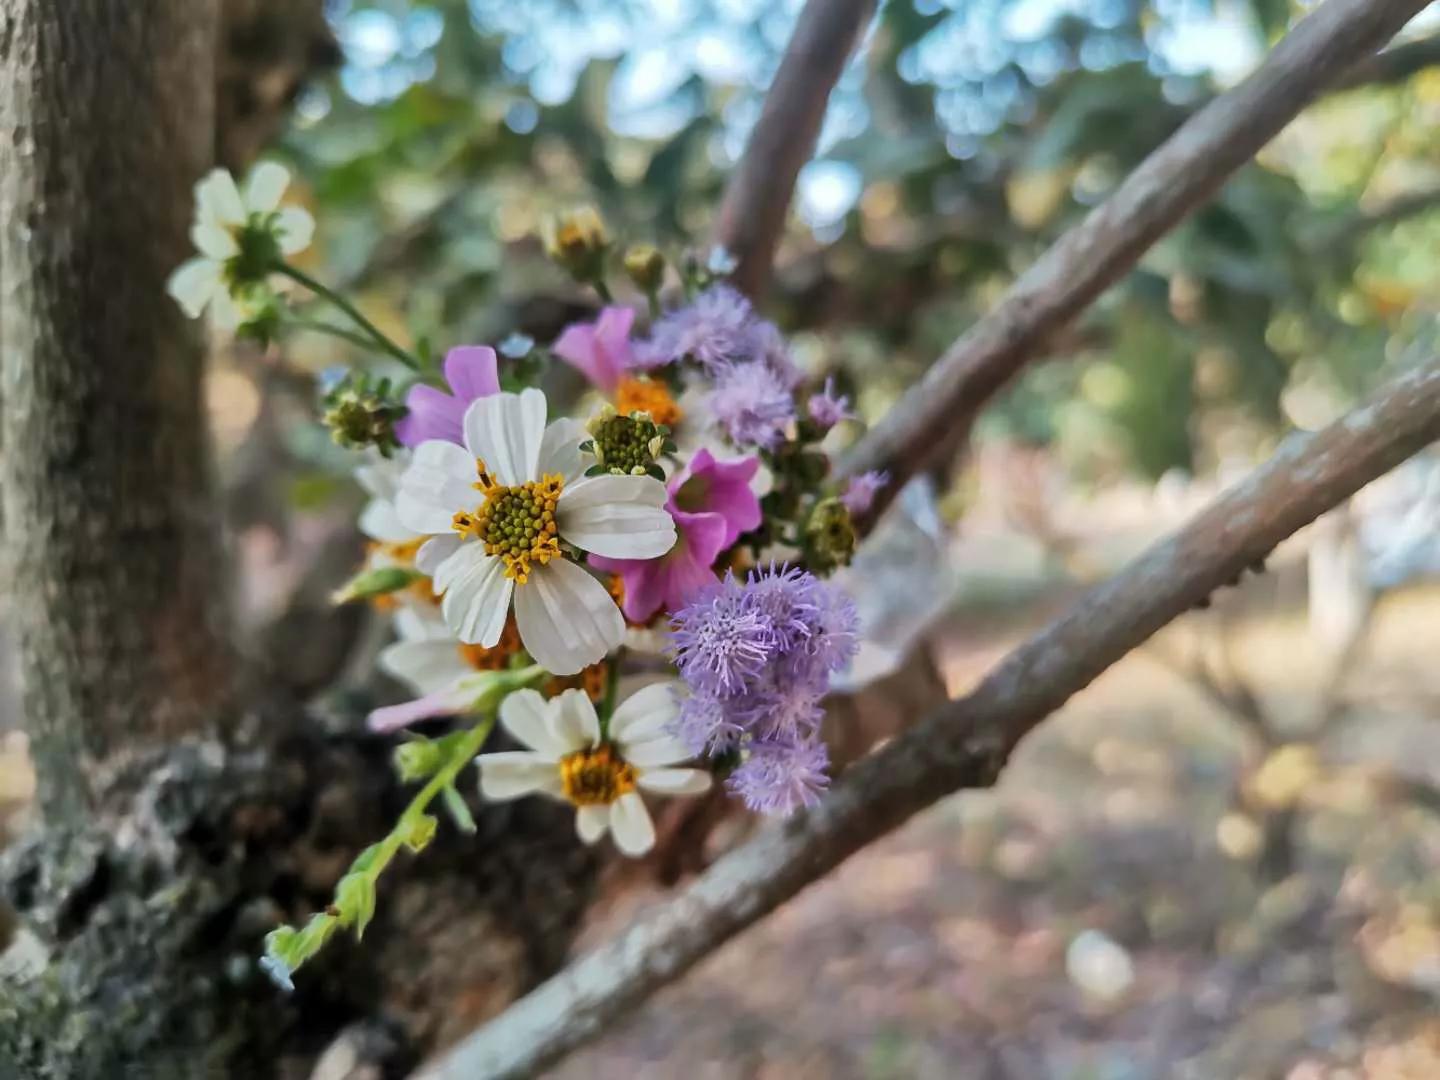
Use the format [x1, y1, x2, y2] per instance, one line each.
[0, 7, 597, 1077]
[0, 0, 234, 819]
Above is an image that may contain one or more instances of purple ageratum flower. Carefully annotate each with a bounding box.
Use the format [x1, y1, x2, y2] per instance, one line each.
[784, 574, 860, 682]
[669, 574, 776, 697]
[674, 690, 745, 756]
[395, 345, 500, 447]
[590, 449, 761, 623]
[707, 359, 795, 451]
[807, 377, 852, 431]
[743, 563, 820, 655]
[552, 306, 637, 393]
[744, 678, 826, 743]
[642, 284, 756, 371]
[840, 470, 889, 516]
[728, 738, 831, 816]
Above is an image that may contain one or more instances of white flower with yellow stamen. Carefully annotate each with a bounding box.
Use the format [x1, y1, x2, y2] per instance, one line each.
[478, 684, 711, 856]
[396, 388, 676, 675]
[166, 162, 314, 328]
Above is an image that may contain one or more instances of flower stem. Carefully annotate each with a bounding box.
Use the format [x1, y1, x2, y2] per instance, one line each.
[593, 278, 615, 304]
[276, 262, 421, 371]
[283, 315, 385, 355]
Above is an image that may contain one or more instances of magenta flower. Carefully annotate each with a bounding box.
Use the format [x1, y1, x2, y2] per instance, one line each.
[552, 306, 636, 393]
[591, 449, 761, 623]
[395, 345, 500, 447]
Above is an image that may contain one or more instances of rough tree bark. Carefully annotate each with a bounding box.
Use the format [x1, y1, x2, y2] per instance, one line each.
[0, 5, 597, 1078]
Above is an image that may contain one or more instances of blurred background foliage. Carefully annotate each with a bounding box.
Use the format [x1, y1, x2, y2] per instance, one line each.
[266, 0, 1440, 501]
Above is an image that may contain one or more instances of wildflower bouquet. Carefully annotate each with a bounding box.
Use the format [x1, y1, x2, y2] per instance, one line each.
[168, 163, 887, 989]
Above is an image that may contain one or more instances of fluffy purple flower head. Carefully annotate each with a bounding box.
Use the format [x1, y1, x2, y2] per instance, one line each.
[706, 359, 795, 451]
[807, 377, 852, 431]
[669, 574, 776, 697]
[840, 470, 888, 516]
[673, 690, 744, 756]
[728, 738, 831, 816]
[642, 285, 759, 371]
[745, 679, 826, 743]
[743, 563, 820, 655]
[784, 575, 861, 682]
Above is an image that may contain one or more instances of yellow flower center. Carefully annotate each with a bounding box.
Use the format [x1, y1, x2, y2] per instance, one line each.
[559, 744, 636, 807]
[545, 661, 609, 703]
[457, 616, 524, 671]
[451, 459, 564, 584]
[615, 375, 683, 429]
[366, 538, 440, 610]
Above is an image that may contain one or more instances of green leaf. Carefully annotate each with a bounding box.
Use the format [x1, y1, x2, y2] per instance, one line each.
[349, 842, 384, 876]
[440, 785, 477, 833]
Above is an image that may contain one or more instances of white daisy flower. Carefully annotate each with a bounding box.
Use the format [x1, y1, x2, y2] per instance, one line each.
[477, 684, 711, 856]
[166, 162, 315, 328]
[351, 450, 440, 613]
[368, 607, 527, 733]
[395, 388, 676, 676]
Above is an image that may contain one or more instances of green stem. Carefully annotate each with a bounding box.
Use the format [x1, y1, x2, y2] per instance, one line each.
[593, 278, 615, 304]
[646, 291, 662, 321]
[276, 262, 421, 371]
[283, 315, 383, 355]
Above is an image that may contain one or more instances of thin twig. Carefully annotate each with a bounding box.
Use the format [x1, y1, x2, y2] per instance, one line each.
[1332, 31, 1440, 91]
[420, 354, 1440, 1078]
[838, 0, 1433, 524]
[712, 0, 877, 299]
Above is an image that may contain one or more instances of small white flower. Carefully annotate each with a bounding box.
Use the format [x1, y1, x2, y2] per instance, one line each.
[477, 684, 711, 856]
[352, 450, 440, 615]
[395, 388, 676, 675]
[368, 606, 526, 732]
[166, 162, 314, 328]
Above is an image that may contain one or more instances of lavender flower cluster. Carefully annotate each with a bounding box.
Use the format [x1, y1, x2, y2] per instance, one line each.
[669, 565, 859, 815]
[643, 285, 801, 451]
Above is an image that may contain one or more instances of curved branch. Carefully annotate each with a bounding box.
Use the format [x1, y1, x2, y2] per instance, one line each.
[838, 0, 1432, 523]
[712, 0, 877, 299]
[420, 349, 1440, 1079]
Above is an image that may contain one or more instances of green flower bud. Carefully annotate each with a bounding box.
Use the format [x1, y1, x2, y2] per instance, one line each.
[401, 814, 438, 853]
[393, 737, 445, 783]
[320, 371, 405, 455]
[333, 872, 378, 940]
[623, 243, 666, 293]
[333, 565, 423, 605]
[584, 407, 666, 477]
[804, 497, 857, 572]
[544, 207, 609, 283]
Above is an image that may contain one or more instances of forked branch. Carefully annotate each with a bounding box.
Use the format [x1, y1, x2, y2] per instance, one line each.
[423, 363, 1440, 1080]
[839, 0, 1433, 521]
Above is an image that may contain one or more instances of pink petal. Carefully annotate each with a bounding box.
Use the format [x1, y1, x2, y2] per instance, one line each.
[396, 384, 467, 447]
[443, 346, 501, 402]
[367, 685, 474, 733]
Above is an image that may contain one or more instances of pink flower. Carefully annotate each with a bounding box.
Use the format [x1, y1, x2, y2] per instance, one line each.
[591, 449, 761, 623]
[395, 345, 501, 447]
[552, 306, 636, 393]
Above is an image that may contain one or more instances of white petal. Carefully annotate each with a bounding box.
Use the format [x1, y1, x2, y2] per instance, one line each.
[537, 418, 590, 485]
[378, 640, 470, 696]
[608, 792, 656, 856]
[355, 452, 408, 501]
[575, 805, 610, 845]
[623, 734, 695, 769]
[477, 752, 561, 800]
[557, 476, 676, 559]
[393, 606, 452, 642]
[549, 689, 601, 751]
[208, 288, 242, 330]
[396, 439, 480, 534]
[166, 258, 223, 317]
[415, 534, 461, 576]
[513, 559, 623, 676]
[358, 498, 414, 543]
[609, 682, 682, 745]
[245, 161, 291, 213]
[275, 206, 315, 255]
[437, 545, 515, 646]
[463, 388, 547, 487]
[499, 689, 573, 759]
[196, 168, 247, 227]
[191, 222, 239, 260]
[637, 767, 713, 796]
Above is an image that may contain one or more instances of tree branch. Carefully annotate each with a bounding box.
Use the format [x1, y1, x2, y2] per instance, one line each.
[1332, 31, 1440, 92]
[712, 0, 877, 299]
[838, 0, 1432, 523]
[420, 352, 1440, 1080]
